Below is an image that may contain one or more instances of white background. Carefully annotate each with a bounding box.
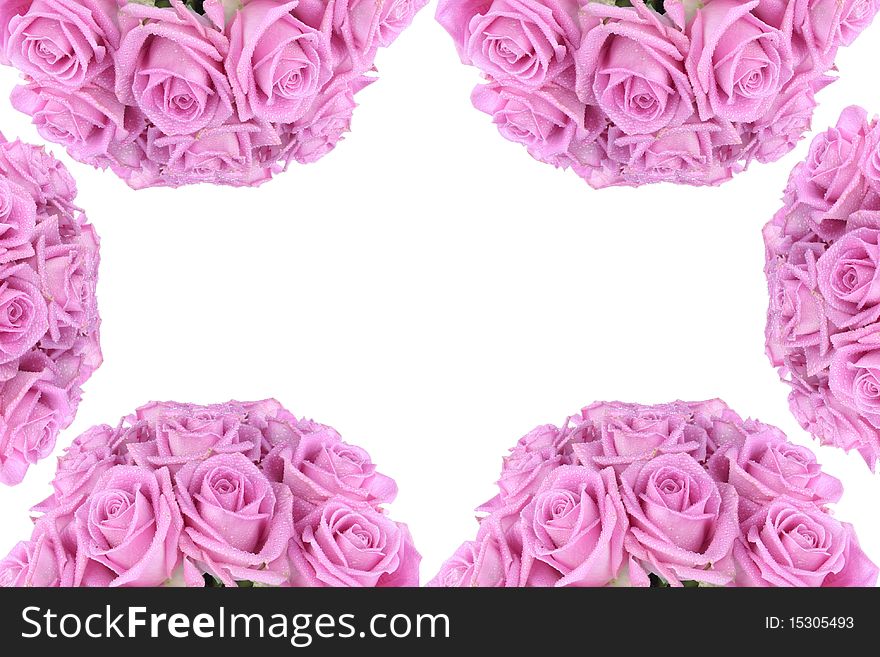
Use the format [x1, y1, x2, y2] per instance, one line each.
[1, 5, 879, 584]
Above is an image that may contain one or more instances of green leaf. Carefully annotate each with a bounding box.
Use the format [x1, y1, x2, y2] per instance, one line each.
[203, 574, 225, 588]
[648, 573, 670, 588]
[616, 0, 666, 13]
[649, 574, 702, 588]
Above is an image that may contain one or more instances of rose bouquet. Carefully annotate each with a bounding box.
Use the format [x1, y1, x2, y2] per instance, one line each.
[437, 0, 878, 188]
[0, 135, 100, 487]
[0, 0, 426, 189]
[430, 400, 878, 587]
[0, 399, 421, 587]
[765, 106, 880, 470]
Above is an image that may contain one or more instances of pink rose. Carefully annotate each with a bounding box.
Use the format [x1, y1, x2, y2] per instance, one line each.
[143, 123, 272, 189]
[790, 106, 872, 241]
[6, 0, 118, 89]
[472, 80, 604, 169]
[441, 513, 562, 587]
[828, 326, 880, 428]
[75, 465, 183, 587]
[0, 178, 36, 263]
[766, 240, 828, 367]
[699, 407, 768, 457]
[128, 402, 261, 471]
[735, 499, 879, 586]
[430, 517, 524, 587]
[520, 465, 627, 586]
[832, 0, 880, 47]
[175, 453, 293, 586]
[0, 138, 77, 209]
[519, 422, 576, 453]
[106, 422, 155, 466]
[816, 228, 880, 328]
[686, 0, 793, 123]
[245, 399, 303, 456]
[792, 386, 880, 466]
[0, 542, 32, 586]
[478, 423, 575, 514]
[757, 0, 879, 66]
[621, 453, 739, 586]
[0, 522, 73, 587]
[606, 120, 733, 186]
[37, 230, 100, 351]
[457, 0, 580, 88]
[577, 1, 693, 136]
[265, 427, 396, 520]
[709, 429, 843, 518]
[576, 401, 707, 471]
[426, 541, 481, 587]
[0, 266, 48, 365]
[436, 0, 489, 59]
[281, 77, 367, 166]
[748, 81, 817, 164]
[493, 444, 566, 511]
[44, 424, 117, 510]
[115, 2, 233, 137]
[10, 82, 141, 167]
[333, 0, 427, 64]
[289, 498, 420, 587]
[0, 354, 71, 486]
[226, 0, 331, 124]
[862, 124, 880, 195]
[0, 0, 29, 66]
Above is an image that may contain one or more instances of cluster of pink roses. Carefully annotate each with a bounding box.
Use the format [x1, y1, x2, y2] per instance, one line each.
[765, 107, 880, 470]
[0, 136, 100, 487]
[430, 400, 878, 587]
[0, 0, 426, 189]
[0, 399, 420, 587]
[438, 0, 878, 188]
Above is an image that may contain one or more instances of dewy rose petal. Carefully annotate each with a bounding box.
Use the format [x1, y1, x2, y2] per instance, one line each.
[2, 399, 419, 587]
[433, 400, 877, 587]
